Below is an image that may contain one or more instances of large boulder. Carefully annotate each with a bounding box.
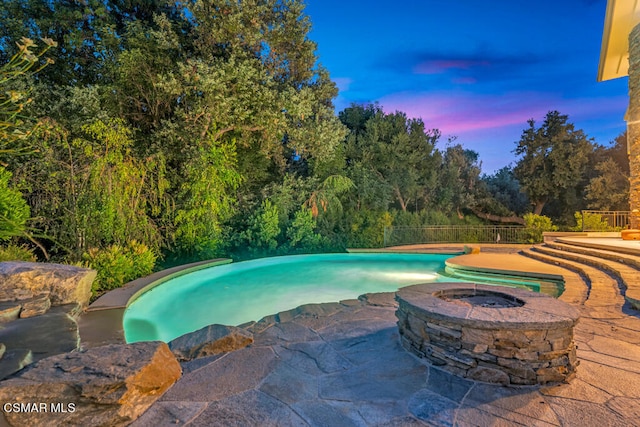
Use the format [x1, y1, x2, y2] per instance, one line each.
[0, 341, 181, 427]
[169, 324, 254, 361]
[0, 262, 96, 308]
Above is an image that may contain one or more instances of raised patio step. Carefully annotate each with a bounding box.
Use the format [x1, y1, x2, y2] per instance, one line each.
[546, 241, 640, 270]
[517, 249, 587, 304]
[521, 248, 625, 314]
[534, 245, 640, 311]
[555, 237, 640, 257]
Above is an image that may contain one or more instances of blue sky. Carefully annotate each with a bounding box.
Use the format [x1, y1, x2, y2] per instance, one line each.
[305, 0, 628, 173]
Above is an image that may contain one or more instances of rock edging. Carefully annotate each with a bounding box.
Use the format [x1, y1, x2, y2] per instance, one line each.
[0, 342, 181, 427]
[0, 262, 96, 381]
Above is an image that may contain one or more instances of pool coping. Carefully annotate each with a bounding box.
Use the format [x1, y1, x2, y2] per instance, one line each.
[87, 258, 233, 311]
[444, 254, 566, 283]
[78, 258, 232, 348]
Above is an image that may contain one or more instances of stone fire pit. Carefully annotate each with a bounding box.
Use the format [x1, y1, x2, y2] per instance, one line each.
[396, 283, 580, 386]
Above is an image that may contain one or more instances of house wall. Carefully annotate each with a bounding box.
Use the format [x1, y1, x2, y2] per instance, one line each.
[627, 24, 640, 228]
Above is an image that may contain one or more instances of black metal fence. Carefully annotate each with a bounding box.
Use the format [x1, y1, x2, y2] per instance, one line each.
[383, 225, 529, 247]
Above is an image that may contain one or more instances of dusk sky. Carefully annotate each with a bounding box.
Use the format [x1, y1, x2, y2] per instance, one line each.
[305, 0, 628, 173]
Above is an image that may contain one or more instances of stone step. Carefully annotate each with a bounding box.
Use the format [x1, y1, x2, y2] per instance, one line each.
[537, 244, 640, 311]
[521, 248, 625, 315]
[546, 241, 640, 270]
[532, 246, 622, 303]
[517, 249, 588, 306]
[555, 237, 640, 257]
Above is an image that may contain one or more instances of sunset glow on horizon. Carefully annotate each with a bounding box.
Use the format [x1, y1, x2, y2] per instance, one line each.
[306, 0, 627, 173]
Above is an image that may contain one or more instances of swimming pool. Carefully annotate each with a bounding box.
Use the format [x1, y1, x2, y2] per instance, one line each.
[122, 252, 562, 343]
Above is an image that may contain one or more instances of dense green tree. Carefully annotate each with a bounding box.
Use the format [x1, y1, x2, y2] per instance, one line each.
[1, 0, 346, 263]
[0, 37, 56, 255]
[434, 144, 482, 217]
[513, 111, 593, 216]
[0, 0, 184, 86]
[12, 119, 169, 259]
[584, 158, 629, 210]
[0, 37, 56, 154]
[340, 104, 441, 212]
[305, 175, 354, 218]
[476, 166, 529, 218]
[584, 132, 629, 211]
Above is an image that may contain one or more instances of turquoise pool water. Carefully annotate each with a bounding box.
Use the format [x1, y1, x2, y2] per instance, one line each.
[123, 252, 563, 343]
[124, 253, 459, 342]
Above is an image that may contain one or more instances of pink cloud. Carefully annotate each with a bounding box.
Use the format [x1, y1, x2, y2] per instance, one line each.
[379, 91, 627, 136]
[380, 91, 544, 135]
[377, 91, 627, 172]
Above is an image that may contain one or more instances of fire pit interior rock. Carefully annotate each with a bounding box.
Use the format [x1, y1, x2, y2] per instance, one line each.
[396, 283, 580, 386]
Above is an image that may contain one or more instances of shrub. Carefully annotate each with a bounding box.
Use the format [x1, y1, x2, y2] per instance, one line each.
[347, 210, 393, 248]
[0, 244, 36, 262]
[571, 211, 615, 232]
[0, 167, 30, 241]
[83, 240, 156, 297]
[241, 199, 281, 252]
[285, 208, 326, 252]
[523, 213, 557, 243]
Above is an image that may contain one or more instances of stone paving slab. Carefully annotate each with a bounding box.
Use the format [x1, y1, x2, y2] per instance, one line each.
[132, 292, 640, 427]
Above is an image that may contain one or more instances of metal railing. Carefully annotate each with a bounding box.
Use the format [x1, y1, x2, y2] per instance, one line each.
[580, 210, 630, 231]
[383, 225, 528, 247]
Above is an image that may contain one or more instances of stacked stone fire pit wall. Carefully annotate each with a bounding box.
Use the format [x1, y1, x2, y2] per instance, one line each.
[396, 283, 580, 386]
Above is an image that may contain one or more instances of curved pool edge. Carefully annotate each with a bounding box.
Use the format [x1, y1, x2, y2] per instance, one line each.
[445, 253, 573, 300]
[88, 258, 233, 311]
[78, 258, 232, 348]
[445, 254, 565, 282]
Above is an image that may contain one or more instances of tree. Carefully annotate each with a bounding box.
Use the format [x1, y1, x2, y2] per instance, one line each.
[476, 166, 529, 218]
[14, 119, 169, 260]
[585, 158, 629, 210]
[435, 144, 482, 217]
[513, 111, 593, 215]
[0, 0, 182, 87]
[585, 132, 629, 211]
[305, 175, 354, 218]
[1, 0, 347, 263]
[0, 37, 55, 255]
[0, 167, 29, 241]
[1, 37, 56, 155]
[340, 104, 441, 212]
